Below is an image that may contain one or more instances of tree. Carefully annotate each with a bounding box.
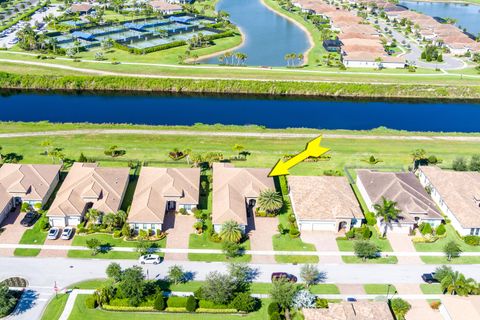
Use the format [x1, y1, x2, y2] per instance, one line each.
[135, 239, 151, 255]
[292, 289, 316, 309]
[106, 262, 122, 282]
[444, 241, 462, 261]
[86, 209, 101, 224]
[390, 298, 411, 320]
[228, 263, 258, 293]
[40, 139, 52, 155]
[300, 264, 320, 287]
[373, 197, 401, 236]
[257, 189, 283, 215]
[186, 295, 197, 312]
[270, 278, 299, 320]
[469, 155, 480, 171]
[118, 266, 146, 306]
[440, 270, 476, 296]
[222, 241, 241, 258]
[0, 282, 16, 317]
[219, 220, 243, 243]
[354, 240, 379, 261]
[104, 145, 126, 158]
[201, 271, 237, 305]
[168, 265, 185, 285]
[434, 265, 453, 282]
[154, 294, 166, 310]
[232, 144, 244, 157]
[452, 157, 468, 171]
[411, 148, 427, 168]
[229, 292, 258, 312]
[86, 238, 101, 255]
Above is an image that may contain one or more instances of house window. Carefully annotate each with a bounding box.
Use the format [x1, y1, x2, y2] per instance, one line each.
[143, 224, 148, 230]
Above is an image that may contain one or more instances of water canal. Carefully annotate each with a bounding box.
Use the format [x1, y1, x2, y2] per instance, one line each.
[204, 0, 311, 66]
[1, 91, 480, 132]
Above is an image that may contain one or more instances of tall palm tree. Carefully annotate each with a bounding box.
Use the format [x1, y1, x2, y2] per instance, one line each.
[257, 189, 283, 215]
[86, 209, 101, 224]
[219, 220, 243, 243]
[373, 197, 401, 237]
[441, 271, 476, 296]
[116, 210, 127, 227]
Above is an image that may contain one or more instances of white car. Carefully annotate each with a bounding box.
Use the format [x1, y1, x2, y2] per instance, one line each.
[47, 227, 60, 240]
[61, 227, 74, 240]
[139, 254, 161, 265]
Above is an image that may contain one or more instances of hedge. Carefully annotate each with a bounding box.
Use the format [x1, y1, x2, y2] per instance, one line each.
[85, 295, 98, 309]
[165, 307, 188, 312]
[198, 300, 230, 309]
[196, 308, 238, 313]
[102, 305, 155, 312]
[464, 235, 480, 246]
[167, 296, 188, 308]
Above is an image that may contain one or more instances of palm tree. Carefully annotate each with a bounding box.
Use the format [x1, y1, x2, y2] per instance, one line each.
[86, 209, 101, 224]
[441, 271, 476, 296]
[219, 220, 243, 243]
[116, 210, 127, 227]
[373, 197, 401, 237]
[257, 189, 283, 215]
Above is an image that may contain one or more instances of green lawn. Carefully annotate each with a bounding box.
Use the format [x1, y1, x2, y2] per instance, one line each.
[40, 294, 69, 320]
[72, 233, 166, 248]
[272, 234, 319, 264]
[13, 215, 48, 257]
[420, 284, 443, 294]
[420, 256, 480, 264]
[188, 233, 252, 262]
[414, 225, 480, 252]
[342, 256, 398, 264]
[310, 284, 340, 294]
[336, 227, 393, 252]
[67, 250, 141, 260]
[363, 284, 397, 295]
[68, 279, 108, 290]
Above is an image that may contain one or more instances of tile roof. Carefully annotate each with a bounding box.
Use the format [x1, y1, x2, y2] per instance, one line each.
[303, 301, 394, 320]
[441, 296, 480, 320]
[0, 185, 11, 212]
[150, 0, 182, 11]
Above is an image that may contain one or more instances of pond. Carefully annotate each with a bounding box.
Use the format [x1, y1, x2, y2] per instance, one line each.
[1, 91, 480, 132]
[203, 0, 311, 66]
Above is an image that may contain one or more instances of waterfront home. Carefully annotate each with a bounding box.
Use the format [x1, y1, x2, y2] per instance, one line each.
[356, 169, 443, 233]
[47, 163, 129, 227]
[417, 166, 480, 236]
[127, 167, 200, 232]
[0, 164, 61, 224]
[288, 176, 363, 232]
[150, 0, 183, 14]
[303, 301, 394, 320]
[211, 163, 274, 233]
[439, 296, 480, 320]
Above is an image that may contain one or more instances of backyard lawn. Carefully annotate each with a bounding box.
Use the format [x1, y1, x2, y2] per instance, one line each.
[414, 225, 480, 252]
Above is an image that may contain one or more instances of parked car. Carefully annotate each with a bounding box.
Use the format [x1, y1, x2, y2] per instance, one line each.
[139, 254, 161, 265]
[271, 272, 297, 283]
[47, 227, 60, 240]
[20, 212, 40, 227]
[61, 227, 74, 240]
[347, 297, 357, 302]
[421, 272, 438, 284]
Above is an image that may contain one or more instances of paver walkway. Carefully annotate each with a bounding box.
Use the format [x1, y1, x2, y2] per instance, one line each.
[388, 233, 422, 264]
[0, 208, 26, 256]
[301, 231, 342, 263]
[247, 216, 276, 264]
[164, 213, 195, 261]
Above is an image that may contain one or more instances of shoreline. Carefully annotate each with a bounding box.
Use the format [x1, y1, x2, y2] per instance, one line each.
[193, 28, 246, 63]
[401, 0, 480, 5]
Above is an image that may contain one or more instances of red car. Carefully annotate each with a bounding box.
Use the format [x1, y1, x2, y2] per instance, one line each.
[271, 272, 297, 283]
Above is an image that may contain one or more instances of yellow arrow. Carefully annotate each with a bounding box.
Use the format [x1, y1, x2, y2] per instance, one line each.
[268, 136, 330, 177]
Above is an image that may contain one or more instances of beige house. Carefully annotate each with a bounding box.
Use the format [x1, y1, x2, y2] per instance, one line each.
[212, 163, 274, 233]
[0, 164, 61, 224]
[418, 166, 480, 236]
[439, 295, 480, 320]
[356, 169, 443, 233]
[47, 163, 129, 227]
[288, 176, 363, 232]
[127, 167, 200, 232]
[302, 301, 394, 320]
[150, 0, 182, 14]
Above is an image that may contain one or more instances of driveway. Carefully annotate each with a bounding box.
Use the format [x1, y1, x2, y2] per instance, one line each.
[38, 234, 74, 258]
[387, 233, 422, 264]
[0, 207, 26, 256]
[164, 213, 195, 261]
[406, 300, 443, 320]
[247, 216, 276, 264]
[301, 231, 341, 263]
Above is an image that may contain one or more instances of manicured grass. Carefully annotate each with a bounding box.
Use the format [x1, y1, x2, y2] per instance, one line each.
[414, 225, 480, 252]
[420, 256, 480, 264]
[188, 229, 252, 262]
[336, 227, 393, 252]
[272, 234, 319, 264]
[310, 284, 340, 294]
[68, 279, 108, 290]
[420, 284, 443, 294]
[342, 256, 398, 264]
[72, 233, 166, 248]
[40, 294, 69, 320]
[187, 253, 252, 262]
[67, 250, 141, 260]
[13, 248, 42, 256]
[14, 214, 48, 257]
[363, 284, 397, 295]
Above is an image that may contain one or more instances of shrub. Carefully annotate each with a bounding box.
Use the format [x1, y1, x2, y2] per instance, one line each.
[316, 298, 329, 308]
[270, 312, 281, 320]
[345, 229, 355, 239]
[365, 212, 377, 226]
[430, 301, 441, 310]
[267, 302, 280, 315]
[420, 223, 432, 235]
[198, 300, 230, 309]
[179, 208, 187, 215]
[195, 308, 237, 313]
[186, 295, 197, 312]
[362, 227, 372, 239]
[154, 295, 166, 311]
[289, 227, 300, 238]
[85, 295, 98, 309]
[463, 235, 480, 246]
[229, 293, 258, 312]
[113, 230, 122, 238]
[288, 214, 296, 223]
[435, 224, 446, 236]
[167, 296, 188, 308]
[390, 298, 411, 320]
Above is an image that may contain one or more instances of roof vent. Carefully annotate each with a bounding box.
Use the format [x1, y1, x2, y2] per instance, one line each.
[474, 196, 480, 207]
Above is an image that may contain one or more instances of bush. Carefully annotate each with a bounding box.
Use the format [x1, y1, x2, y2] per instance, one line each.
[430, 301, 441, 310]
[167, 296, 188, 308]
[154, 295, 166, 311]
[435, 224, 446, 236]
[346, 229, 355, 239]
[362, 227, 372, 239]
[85, 295, 98, 309]
[289, 227, 300, 238]
[179, 208, 187, 215]
[420, 223, 432, 235]
[186, 295, 197, 312]
[270, 312, 281, 320]
[267, 302, 280, 315]
[195, 308, 237, 313]
[198, 300, 230, 309]
[463, 235, 480, 246]
[113, 230, 122, 238]
[229, 293, 258, 312]
[365, 212, 377, 226]
[315, 298, 329, 308]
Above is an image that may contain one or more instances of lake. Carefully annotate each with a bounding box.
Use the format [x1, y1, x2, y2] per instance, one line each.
[400, 1, 480, 35]
[1, 91, 480, 132]
[204, 0, 310, 66]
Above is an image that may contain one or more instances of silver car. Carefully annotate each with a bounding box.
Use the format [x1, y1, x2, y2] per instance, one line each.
[61, 227, 74, 240]
[47, 227, 60, 240]
[139, 254, 161, 265]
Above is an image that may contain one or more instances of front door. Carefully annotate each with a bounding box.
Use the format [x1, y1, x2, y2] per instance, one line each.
[167, 201, 176, 211]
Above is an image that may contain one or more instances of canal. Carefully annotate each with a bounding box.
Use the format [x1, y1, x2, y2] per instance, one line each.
[1, 91, 480, 132]
[204, 0, 311, 66]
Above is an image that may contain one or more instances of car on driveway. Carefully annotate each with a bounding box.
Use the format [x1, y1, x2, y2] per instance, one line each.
[271, 272, 297, 283]
[139, 254, 161, 265]
[422, 272, 438, 284]
[61, 227, 74, 240]
[47, 227, 60, 240]
[20, 212, 40, 227]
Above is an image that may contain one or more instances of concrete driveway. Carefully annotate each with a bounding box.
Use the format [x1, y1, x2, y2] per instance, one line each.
[164, 213, 195, 261]
[300, 231, 341, 263]
[38, 233, 73, 258]
[247, 216, 276, 264]
[387, 233, 422, 264]
[0, 207, 27, 256]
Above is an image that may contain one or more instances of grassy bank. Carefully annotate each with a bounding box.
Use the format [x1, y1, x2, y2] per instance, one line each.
[1, 72, 480, 99]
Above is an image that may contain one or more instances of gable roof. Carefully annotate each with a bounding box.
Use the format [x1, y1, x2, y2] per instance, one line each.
[127, 167, 200, 224]
[47, 163, 129, 217]
[357, 169, 442, 223]
[288, 175, 363, 221]
[0, 164, 61, 202]
[212, 163, 274, 225]
[419, 166, 480, 228]
[0, 185, 12, 212]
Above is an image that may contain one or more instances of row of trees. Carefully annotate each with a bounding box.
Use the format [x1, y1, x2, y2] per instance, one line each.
[218, 51, 248, 66]
[452, 155, 480, 172]
[434, 265, 479, 296]
[284, 53, 304, 67]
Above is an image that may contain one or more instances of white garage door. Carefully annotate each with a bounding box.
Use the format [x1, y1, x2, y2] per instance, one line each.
[300, 223, 313, 231]
[313, 223, 335, 231]
[67, 217, 81, 226]
[49, 218, 66, 227]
